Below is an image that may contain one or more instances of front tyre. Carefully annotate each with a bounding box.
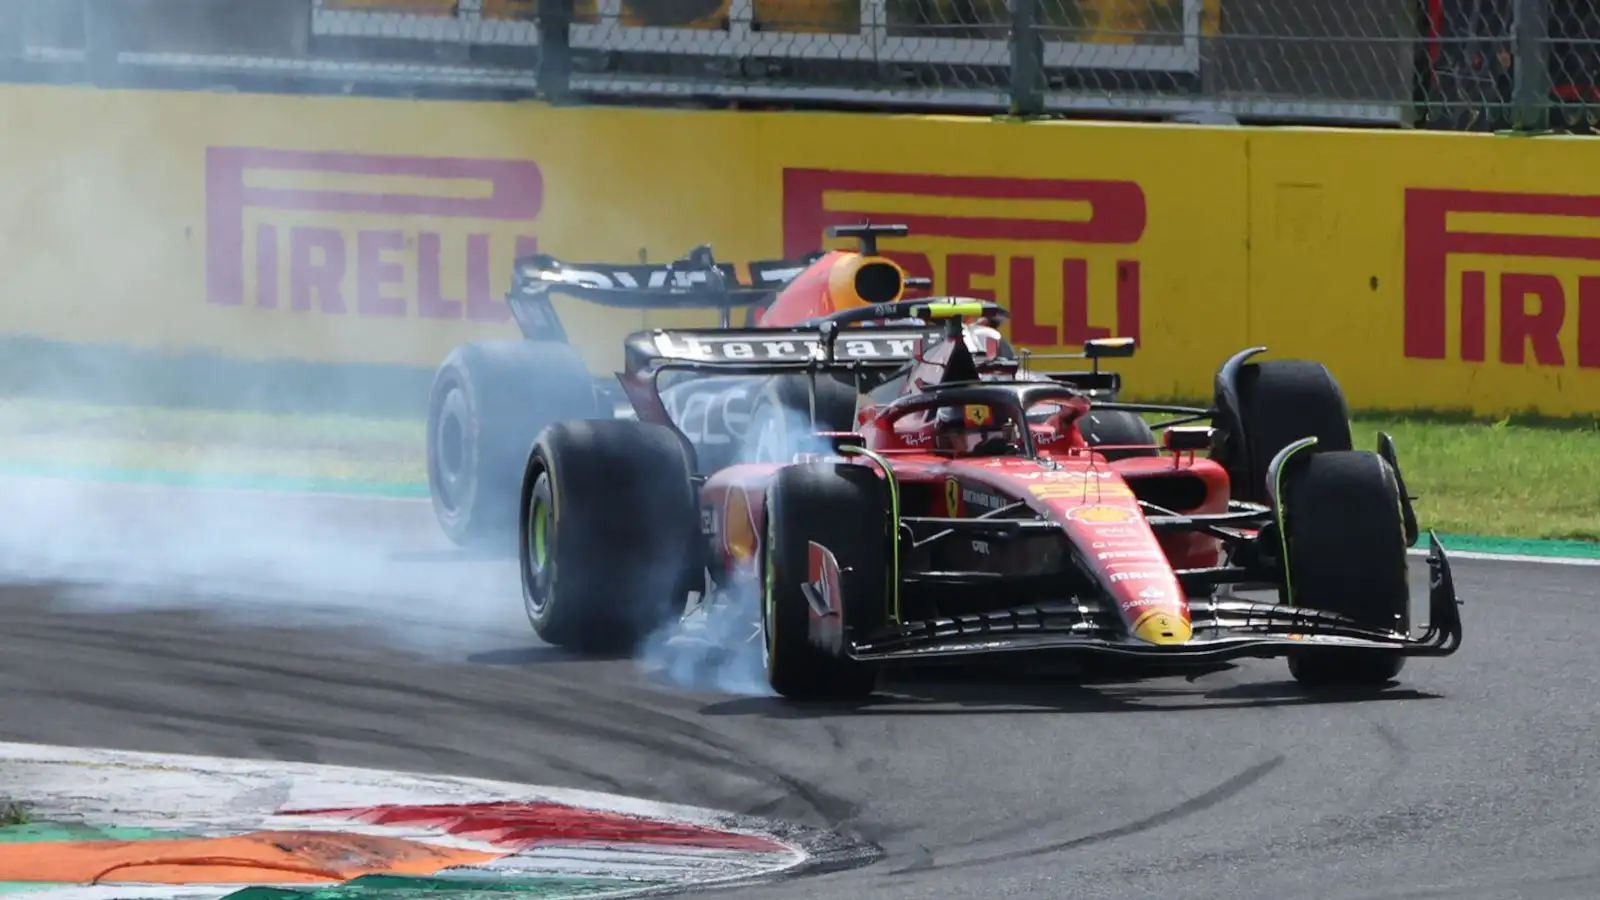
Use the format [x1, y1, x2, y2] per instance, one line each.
[761, 463, 885, 701]
[520, 419, 699, 655]
[1279, 450, 1410, 689]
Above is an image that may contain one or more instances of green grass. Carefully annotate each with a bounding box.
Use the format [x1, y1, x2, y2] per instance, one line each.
[0, 802, 27, 826]
[1350, 415, 1600, 542]
[1136, 407, 1600, 542]
[2, 398, 1597, 543]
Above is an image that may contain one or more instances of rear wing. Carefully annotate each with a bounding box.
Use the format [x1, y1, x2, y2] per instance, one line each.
[619, 298, 1008, 375]
[507, 246, 821, 340]
[622, 325, 938, 375]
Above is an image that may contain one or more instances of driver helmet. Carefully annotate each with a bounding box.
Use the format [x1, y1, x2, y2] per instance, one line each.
[933, 403, 1023, 456]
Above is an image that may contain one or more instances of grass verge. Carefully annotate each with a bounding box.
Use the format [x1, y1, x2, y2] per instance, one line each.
[1348, 414, 1600, 543]
[1, 398, 1596, 543]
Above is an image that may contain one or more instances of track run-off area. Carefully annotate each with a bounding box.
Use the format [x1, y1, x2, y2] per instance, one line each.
[2, 475, 1598, 900]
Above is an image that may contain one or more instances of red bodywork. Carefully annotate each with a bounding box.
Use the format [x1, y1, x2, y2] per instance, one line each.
[635, 242, 1227, 644]
[695, 355, 1234, 645]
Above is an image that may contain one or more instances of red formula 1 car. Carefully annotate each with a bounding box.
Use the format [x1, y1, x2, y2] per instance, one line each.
[515, 233, 1463, 701]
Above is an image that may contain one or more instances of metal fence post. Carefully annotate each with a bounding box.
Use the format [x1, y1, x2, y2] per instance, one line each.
[1512, 0, 1551, 130]
[1008, 0, 1044, 117]
[537, 0, 575, 103]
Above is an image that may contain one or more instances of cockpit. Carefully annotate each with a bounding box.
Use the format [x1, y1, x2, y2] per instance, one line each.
[931, 403, 1028, 457]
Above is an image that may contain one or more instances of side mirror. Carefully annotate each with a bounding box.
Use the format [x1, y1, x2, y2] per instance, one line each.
[1084, 337, 1138, 359]
[1163, 426, 1213, 453]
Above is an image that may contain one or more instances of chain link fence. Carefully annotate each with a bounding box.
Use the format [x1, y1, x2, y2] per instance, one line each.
[1, 0, 1597, 130]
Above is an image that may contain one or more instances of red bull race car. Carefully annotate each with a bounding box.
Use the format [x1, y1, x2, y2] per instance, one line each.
[511, 225, 1464, 700]
[424, 225, 1147, 549]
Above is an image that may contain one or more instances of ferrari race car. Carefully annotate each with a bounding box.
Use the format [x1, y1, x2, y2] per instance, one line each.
[424, 224, 1135, 549]
[513, 242, 1464, 700]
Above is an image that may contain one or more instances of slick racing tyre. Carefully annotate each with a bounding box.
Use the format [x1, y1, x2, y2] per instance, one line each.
[1223, 359, 1354, 505]
[1080, 410, 1159, 461]
[520, 419, 700, 655]
[742, 374, 861, 465]
[427, 340, 602, 552]
[762, 463, 884, 701]
[1279, 449, 1410, 689]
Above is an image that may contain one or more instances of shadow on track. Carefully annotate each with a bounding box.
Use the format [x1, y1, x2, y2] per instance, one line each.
[697, 666, 1443, 718]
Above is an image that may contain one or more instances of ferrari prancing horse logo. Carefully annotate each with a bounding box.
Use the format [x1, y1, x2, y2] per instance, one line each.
[945, 476, 962, 516]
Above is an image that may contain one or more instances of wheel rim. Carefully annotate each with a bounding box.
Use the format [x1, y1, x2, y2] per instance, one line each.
[524, 476, 553, 619]
[532, 499, 550, 568]
[432, 386, 471, 515]
[761, 508, 777, 671]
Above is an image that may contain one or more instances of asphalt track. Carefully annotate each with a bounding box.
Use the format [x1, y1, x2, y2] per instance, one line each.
[2, 476, 1599, 900]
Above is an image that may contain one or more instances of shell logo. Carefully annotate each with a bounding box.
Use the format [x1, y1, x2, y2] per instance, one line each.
[724, 489, 758, 562]
[1066, 505, 1137, 524]
[1132, 608, 1193, 645]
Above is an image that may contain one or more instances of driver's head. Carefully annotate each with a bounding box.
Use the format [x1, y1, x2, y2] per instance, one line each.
[933, 403, 1022, 455]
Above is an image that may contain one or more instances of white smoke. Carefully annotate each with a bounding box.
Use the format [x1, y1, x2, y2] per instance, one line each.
[0, 470, 533, 659]
[633, 389, 844, 697]
[0, 65, 609, 662]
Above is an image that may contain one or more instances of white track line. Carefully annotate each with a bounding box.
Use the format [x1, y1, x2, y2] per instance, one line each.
[1407, 547, 1600, 567]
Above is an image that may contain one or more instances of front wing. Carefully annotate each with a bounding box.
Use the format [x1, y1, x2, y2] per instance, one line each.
[846, 532, 1464, 666]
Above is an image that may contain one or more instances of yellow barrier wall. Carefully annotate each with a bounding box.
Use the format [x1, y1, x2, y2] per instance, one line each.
[1, 83, 1597, 416]
[1246, 127, 1600, 417]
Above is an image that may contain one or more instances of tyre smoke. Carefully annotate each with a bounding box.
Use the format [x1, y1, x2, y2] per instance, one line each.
[633, 396, 844, 697]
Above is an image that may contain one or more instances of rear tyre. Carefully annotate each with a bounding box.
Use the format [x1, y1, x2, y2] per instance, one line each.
[762, 463, 884, 701]
[1223, 359, 1353, 505]
[520, 419, 700, 655]
[1280, 450, 1410, 688]
[428, 340, 602, 552]
[1081, 410, 1158, 461]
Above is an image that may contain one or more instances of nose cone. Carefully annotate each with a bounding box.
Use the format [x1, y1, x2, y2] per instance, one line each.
[1132, 609, 1192, 645]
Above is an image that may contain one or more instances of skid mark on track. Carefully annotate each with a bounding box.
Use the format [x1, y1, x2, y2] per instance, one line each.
[906, 754, 1286, 873]
[1362, 718, 1413, 800]
[553, 678, 871, 831]
[8, 587, 878, 861]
